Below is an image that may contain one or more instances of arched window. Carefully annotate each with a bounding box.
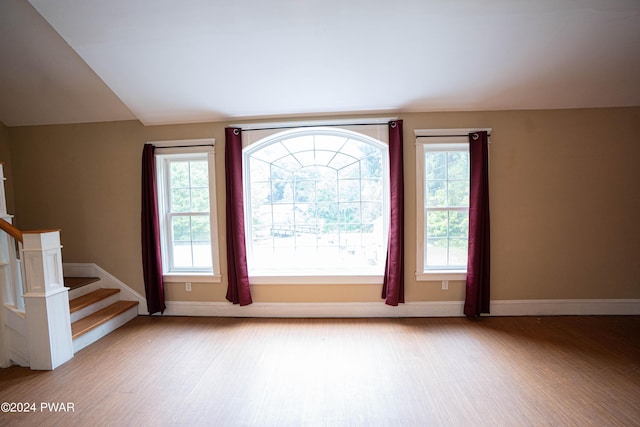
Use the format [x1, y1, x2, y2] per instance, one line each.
[243, 127, 389, 280]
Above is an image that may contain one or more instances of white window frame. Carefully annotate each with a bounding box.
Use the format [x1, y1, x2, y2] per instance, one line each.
[415, 129, 491, 282]
[153, 139, 222, 283]
[241, 125, 390, 285]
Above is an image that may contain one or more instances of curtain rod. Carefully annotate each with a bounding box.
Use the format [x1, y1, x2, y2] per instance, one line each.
[153, 144, 214, 148]
[229, 117, 398, 132]
[415, 128, 492, 137]
[149, 138, 215, 148]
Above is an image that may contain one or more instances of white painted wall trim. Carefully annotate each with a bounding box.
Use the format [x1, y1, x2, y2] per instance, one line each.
[63, 263, 149, 315]
[490, 299, 640, 316]
[163, 301, 464, 318]
[161, 299, 640, 318]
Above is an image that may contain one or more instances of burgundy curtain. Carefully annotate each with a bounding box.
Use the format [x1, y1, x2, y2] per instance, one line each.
[225, 128, 252, 305]
[141, 144, 165, 315]
[464, 131, 491, 317]
[382, 120, 405, 306]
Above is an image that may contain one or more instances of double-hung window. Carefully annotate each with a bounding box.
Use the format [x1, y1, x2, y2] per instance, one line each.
[155, 140, 221, 282]
[242, 126, 389, 283]
[416, 132, 472, 281]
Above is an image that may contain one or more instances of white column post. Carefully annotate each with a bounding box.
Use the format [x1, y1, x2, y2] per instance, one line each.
[22, 230, 73, 370]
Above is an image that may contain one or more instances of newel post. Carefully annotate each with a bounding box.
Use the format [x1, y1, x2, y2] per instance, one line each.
[22, 230, 73, 370]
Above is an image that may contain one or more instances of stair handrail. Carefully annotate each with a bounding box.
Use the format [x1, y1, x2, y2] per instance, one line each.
[0, 217, 23, 243]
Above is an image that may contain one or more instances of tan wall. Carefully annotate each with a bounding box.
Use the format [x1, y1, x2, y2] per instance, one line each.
[8, 107, 640, 304]
[0, 121, 15, 214]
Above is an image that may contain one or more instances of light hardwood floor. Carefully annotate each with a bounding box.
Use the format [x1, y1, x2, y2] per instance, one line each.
[1, 316, 639, 426]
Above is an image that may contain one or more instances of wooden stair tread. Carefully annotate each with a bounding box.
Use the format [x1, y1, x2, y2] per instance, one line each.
[64, 276, 100, 290]
[69, 288, 120, 313]
[71, 300, 139, 339]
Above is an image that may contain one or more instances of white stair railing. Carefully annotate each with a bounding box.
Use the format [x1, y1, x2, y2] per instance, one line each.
[0, 163, 73, 370]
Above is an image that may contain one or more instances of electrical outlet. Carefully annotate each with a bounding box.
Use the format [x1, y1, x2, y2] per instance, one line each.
[185, 282, 192, 292]
[442, 280, 449, 290]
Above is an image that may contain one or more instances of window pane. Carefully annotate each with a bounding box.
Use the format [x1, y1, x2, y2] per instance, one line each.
[426, 180, 446, 207]
[361, 201, 382, 223]
[245, 130, 388, 276]
[316, 179, 337, 202]
[329, 152, 357, 170]
[170, 162, 189, 188]
[251, 142, 288, 163]
[361, 179, 382, 200]
[425, 152, 446, 180]
[449, 238, 468, 265]
[448, 181, 469, 207]
[281, 135, 313, 153]
[189, 161, 209, 187]
[448, 152, 469, 180]
[171, 216, 191, 241]
[158, 152, 217, 274]
[191, 188, 209, 211]
[294, 151, 315, 167]
[191, 216, 211, 242]
[425, 238, 448, 267]
[251, 182, 271, 204]
[449, 211, 469, 237]
[295, 180, 316, 203]
[273, 155, 300, 172]
[426, 211, 448, 238]
[316, 202, 339, 225]
[338, 162, 360, 179]
[422, 146, 470, 271]
[272, 204, 294, 224]
[172, 242, 192, 268]
[171, 189, 190, 212]
[361, 154, 382, 179]
[192, 242, 212, 268]
[338, 179, 360, 202]
[271, 181, 293, 203]
[340, 202, 360, 224]
[250, 158, 270, 182]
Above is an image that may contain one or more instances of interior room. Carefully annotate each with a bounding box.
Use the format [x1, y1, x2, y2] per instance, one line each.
[0, 1, 639, 425]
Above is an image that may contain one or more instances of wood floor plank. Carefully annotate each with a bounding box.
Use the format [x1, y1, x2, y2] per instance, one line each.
[1, 316, 639, 426]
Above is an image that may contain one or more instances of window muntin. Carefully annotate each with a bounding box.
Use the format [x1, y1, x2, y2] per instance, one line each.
[156, 148, 218, 276]
[243, 128, 389, 278]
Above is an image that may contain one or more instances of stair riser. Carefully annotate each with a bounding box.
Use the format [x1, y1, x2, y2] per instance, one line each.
[72, 306, 138, 353]
[68, 280, 103, 299]
[70, 293, 121, 323]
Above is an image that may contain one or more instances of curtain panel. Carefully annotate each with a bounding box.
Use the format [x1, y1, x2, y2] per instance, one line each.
[464, 131, 491, 317]
[141, 144, 165, 315]
[224, 128, 253, 305]
[382, 120, 405, 305]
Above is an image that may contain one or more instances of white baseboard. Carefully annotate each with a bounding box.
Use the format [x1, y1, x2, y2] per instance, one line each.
[163, 301, 465, 318]
[60, 265, 640, 318]
[490, 299, 640, 316]
[63, 263, 149, 315]
[162, 298, 640, 318]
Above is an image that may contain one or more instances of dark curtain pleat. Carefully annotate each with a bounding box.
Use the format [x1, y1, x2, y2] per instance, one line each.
[464, 131, 491, 317]
[225, 128, 252, 305]
[141, 144, 165, 315]
[382, 120, 405, 306]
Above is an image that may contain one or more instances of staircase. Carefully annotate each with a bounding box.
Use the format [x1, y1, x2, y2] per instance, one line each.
[65, 277, 139, 352]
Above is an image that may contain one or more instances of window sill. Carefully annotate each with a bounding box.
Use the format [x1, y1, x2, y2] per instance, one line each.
[416, 271, 466, 281]
[163, 274, 222, 284]
[249, 275, 383, 285]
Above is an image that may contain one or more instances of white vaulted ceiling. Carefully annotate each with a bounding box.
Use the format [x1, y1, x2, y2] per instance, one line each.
[1, 0, 639, 126]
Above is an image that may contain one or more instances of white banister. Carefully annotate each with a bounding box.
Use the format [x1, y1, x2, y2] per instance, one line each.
[0, 163, 73, 370]
[22, 230, 73, 370]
